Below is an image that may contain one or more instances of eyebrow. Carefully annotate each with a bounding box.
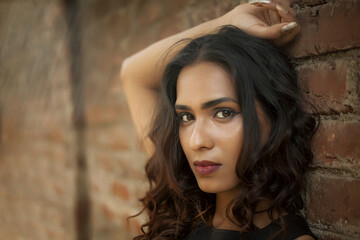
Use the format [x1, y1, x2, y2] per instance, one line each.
[175, 97, 238, 110]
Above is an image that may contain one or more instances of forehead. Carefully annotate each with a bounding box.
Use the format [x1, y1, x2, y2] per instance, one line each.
[176, 62, 237, 104]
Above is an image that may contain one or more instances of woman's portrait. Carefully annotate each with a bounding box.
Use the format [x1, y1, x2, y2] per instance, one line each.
[0, 0, 359, 240]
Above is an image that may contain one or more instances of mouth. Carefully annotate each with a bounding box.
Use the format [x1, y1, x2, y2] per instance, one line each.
[193, 160, 222, 175]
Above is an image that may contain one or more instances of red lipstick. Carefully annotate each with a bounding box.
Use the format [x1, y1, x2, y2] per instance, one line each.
[193, 160, 222, 175]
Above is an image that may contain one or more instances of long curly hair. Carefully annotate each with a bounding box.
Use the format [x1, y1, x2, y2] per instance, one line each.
[131, 26, 318, 240]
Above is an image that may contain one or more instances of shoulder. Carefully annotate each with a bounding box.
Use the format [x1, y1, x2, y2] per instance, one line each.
[282, 214, 317, 240]
[295, 235, 315, 240]
[183, 223, 212, 240]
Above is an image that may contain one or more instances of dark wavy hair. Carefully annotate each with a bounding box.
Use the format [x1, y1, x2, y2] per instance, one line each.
[132, 26, 318, 240]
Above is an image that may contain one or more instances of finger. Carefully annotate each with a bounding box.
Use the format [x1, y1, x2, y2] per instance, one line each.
[276, 22, 301, 45]
[248, 0, 271, 6]
[275, 3, 296, 18]
[269, 10, 281, 24]
[275, 4, 297, 22]
[258, 3, 296, 27]
[258, 2, 296, 18]
[274, 24, 301, 46]
[281, 22, 300, 35]
[250, 0, 295, 16]
[248, 21, 300, 40]
[248, 22, 288, 39]
[271, 0, 291, 8]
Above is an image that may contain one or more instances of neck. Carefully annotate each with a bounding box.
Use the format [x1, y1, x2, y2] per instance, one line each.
[212, 187, 240, 230]
[212, 190, 278, 231]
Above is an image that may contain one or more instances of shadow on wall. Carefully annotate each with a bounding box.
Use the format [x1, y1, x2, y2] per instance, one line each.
[63, 0, 91, 239]
[0, 0, 136, 239]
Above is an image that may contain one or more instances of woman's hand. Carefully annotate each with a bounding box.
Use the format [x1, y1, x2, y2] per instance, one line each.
[223, 0, 300, 46]
[121, 0, 300, 156]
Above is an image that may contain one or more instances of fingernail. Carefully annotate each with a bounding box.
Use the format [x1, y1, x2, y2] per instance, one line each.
[281, 22, 297, 33]
[249, 0, 271, 5]
[276, 4, 288, 14]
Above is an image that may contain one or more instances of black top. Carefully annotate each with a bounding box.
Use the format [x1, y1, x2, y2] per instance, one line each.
[183, 214, 318, 240]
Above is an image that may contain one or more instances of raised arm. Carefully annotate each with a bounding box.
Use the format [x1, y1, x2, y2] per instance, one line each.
[120, 1, 299, 155]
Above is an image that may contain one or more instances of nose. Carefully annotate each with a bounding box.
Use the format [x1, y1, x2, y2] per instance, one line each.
[189, 119, 214, 151]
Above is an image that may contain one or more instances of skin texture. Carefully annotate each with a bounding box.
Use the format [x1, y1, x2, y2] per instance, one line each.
[120, 1, 312, 238]
[174, 61, 314, 240]
[175, 62, 243, 195]
[175, 61, 270, 230]
[120, 2, 299, 156]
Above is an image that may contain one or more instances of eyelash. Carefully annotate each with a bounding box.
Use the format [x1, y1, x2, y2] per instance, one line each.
[177, 108, 238, 123]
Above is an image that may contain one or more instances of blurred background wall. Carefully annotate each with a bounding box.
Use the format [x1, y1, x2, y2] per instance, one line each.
[0, 0, 359, 239]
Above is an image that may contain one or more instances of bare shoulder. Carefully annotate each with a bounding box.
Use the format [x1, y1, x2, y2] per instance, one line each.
[295, 235, 315, 240]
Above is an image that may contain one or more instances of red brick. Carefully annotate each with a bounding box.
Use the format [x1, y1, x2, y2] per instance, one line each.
[318, 235, 342, 240]
[312, 121, 360, 169]
[53, 185, 64, 196]
[189, 4, 218, 26]
[101, 203, 116, 220]
[1, 110, 22, 142]
[88, 7, 131, 41]
[157, 14, 184, 40]
[87, 0, 125, 19]
[123, 215, 143, 235]
[298, 60, 350, 114]
[288, 1, 360, 57]
[313, 230, 359, 240]
[291, 0, 327, 6]
[314, 229, 350, 240]
[118, 153, 147, 179]
[137, 0, 163, 27]
[108, 69, 125, 95]
[111, 181, 130, 201]
[93, 151, 117, 174]
[126, 26, 157, 56]
[46, 229, 67, 240]
[91, 182, 101, 193]
[307, 174, 360, 231]
[42, 0, 63, 29]
[110, 11, 130, 39]
[215, 1, 244, 16]
[163, 0, 194, 13]
[45, 126, 67, 143]
[85, 98, 130, 126]
[87, 124, 133, 150]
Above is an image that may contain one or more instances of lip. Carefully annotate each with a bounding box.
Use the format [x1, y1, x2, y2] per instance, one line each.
[193, 160, 222, 175]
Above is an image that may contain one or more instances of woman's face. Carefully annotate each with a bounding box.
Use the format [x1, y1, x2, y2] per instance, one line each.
[175, 61, 243, 194]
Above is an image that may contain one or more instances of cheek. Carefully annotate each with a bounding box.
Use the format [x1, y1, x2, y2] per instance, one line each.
[178, 117, 244, 159]
[178, 127, 189, 155]
[178, 129, 184, 147]
[217, 118, 244, 157]
[178, 127, 196, 170]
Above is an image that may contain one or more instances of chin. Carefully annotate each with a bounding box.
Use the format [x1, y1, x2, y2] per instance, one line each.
[197, 178, 241, 195]
[197, 180, 223, 194]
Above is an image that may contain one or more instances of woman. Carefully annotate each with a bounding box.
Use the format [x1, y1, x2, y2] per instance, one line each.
[120, 1, 318, 239]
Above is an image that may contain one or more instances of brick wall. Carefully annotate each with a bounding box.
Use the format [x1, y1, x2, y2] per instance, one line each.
[289, 1, 360, 239]
[0, 0, 77, 239]
[0, 0, 358, 240]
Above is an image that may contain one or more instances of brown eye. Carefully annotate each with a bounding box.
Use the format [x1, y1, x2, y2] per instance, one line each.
[179, 113, 194, 122]
[214, 109, 235, 119]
